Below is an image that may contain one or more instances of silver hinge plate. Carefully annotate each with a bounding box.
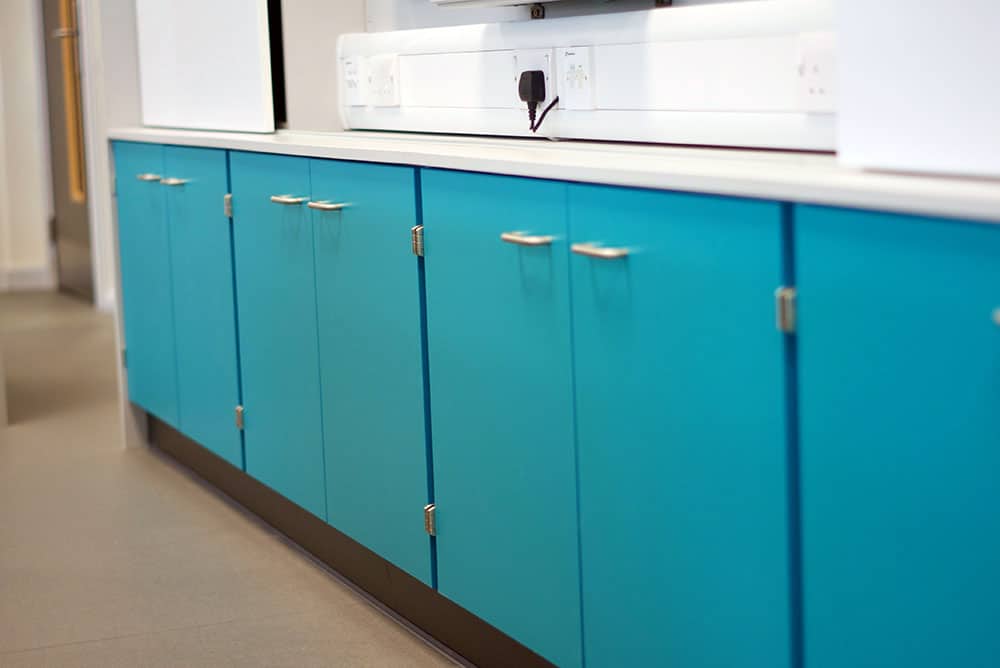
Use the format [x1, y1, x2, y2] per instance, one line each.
[423, 503, 436, 536]
[235, 405, 245, 430]
[121, 348, 127, 368]
[775, 286, 797, 334]
[224, 193, 233, 218]
[411, 224, 424, 257]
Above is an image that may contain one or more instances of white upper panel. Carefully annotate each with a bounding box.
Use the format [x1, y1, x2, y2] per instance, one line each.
[837, 0, 1000, 177]
[135, 0, 274, 133]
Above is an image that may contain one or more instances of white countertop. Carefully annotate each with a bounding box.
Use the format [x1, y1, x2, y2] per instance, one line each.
[108, 127, 1000, 223]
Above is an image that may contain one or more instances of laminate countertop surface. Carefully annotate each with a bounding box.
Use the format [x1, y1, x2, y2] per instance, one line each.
[108, 127, 1000, 224]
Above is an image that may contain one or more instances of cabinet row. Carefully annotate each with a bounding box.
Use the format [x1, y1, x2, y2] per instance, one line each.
[112, 141, 1000, 668]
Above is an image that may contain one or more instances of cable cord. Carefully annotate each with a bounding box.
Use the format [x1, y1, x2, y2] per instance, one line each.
[527, 101, 538, 130]
[531, 96, 559, 133]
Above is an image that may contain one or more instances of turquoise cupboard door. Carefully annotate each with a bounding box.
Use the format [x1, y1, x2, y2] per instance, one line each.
[163, 146, 243, 468]
[422, 170, 582, 668]
[113, 141, 179, 426]
[310, 159, 431, 584]
[230, 151, 325, 518]
[798, 206, 1000, 668]
[570, 184, 790, 668]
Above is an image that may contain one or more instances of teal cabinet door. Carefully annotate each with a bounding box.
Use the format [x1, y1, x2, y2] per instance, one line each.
[311, 159, 431, 584]
[230, 151, 325, 518]
[570, 184, 790, 668]
[798, 207, 1000, 668]
[422, 170, 582, 668]
[163, 146, 242, 468]
[113, 141, 179, 426]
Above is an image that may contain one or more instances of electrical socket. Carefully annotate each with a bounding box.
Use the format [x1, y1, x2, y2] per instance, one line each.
[342, 57, 367, 107]
[513, 49, 554, 110]
[367, 54, 401, 107]
[797, 32, 837, 113]
[556, 46, 595, 110]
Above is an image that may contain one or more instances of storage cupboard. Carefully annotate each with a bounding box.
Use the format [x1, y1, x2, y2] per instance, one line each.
[114, 142, 178, 426]
[163, 146, 243, 469]
[229, 152, 326, 518]
[798, 206, 1000, 668]
[569, 184, 792, 668]
[114, 142, 242, 468]
[113, 138, 1000, 668]
[228, 152, 432, 581]
[311, 160, 432, 585]
[422, 170, 582, 668]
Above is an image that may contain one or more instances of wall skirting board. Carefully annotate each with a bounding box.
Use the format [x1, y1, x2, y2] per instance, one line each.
[0, 264, 56, 291]
[148, 417, 554, 668]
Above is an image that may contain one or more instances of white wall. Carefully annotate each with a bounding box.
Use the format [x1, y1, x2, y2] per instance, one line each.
[79, 0, 142, 312]
[74, 0, 147, 449]
[281, 0, 367, 132]
[366, 0, 525, 31]
[0, 1, 55, 291]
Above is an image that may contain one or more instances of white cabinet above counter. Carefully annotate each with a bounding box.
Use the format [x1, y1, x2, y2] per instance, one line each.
[135, 0, 275, 132]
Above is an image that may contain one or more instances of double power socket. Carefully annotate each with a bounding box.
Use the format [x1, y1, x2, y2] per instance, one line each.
[515, 47, 596, 112]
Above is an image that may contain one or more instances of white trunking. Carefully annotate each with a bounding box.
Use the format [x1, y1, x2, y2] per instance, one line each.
[338, 0, 836, 150]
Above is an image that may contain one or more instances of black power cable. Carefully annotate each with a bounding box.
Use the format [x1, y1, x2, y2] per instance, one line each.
[531, 96, 559, 133]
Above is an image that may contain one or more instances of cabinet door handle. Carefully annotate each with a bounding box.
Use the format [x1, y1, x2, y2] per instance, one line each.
[160, 177, 189, 186]
[501, 231, 555, 247]
[136, 173, 161, 182]
[270, 194, 308, 205]
[307, 200, 349, 212]
[571, 242, 629, 259]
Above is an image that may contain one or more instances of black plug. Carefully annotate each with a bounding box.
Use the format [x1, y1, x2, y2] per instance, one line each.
[518, 70, 546, 130]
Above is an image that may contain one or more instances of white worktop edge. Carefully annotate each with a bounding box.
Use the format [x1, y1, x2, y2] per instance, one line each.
[107, 127, 1000, 224]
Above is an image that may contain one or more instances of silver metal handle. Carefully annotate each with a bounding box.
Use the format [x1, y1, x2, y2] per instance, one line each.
[136, 173, 161, 182]
[270, 194, 308, 205]
[500, 231, 555, 247]
[307, 200, 349, 212]
[160, 177, 189, 186]
[571, 242, 630, 259]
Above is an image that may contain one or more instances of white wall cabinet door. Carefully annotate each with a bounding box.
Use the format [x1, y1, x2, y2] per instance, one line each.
[136, 0, 274, 132]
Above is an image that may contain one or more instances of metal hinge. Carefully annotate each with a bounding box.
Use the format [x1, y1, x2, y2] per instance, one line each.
[411, 224, 424, 257]
[224, 193, 233, 218]
[423, 503, 437, 536]
[121, 348, 127, 368]
[235, 405, 245, 430]
[775, 286, 797, 334]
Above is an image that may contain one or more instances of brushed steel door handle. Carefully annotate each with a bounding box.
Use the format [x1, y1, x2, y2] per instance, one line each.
[501, 231, 555, 246]
[307, 200, 349, 211]
[270, 194, 308, 205]
[571, 242, 630, 259]
[160, 177, 189, 186]
[136, 173, 161, 182]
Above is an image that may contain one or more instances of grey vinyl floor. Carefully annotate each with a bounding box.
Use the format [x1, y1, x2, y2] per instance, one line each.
[0, 291, 458, 668]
